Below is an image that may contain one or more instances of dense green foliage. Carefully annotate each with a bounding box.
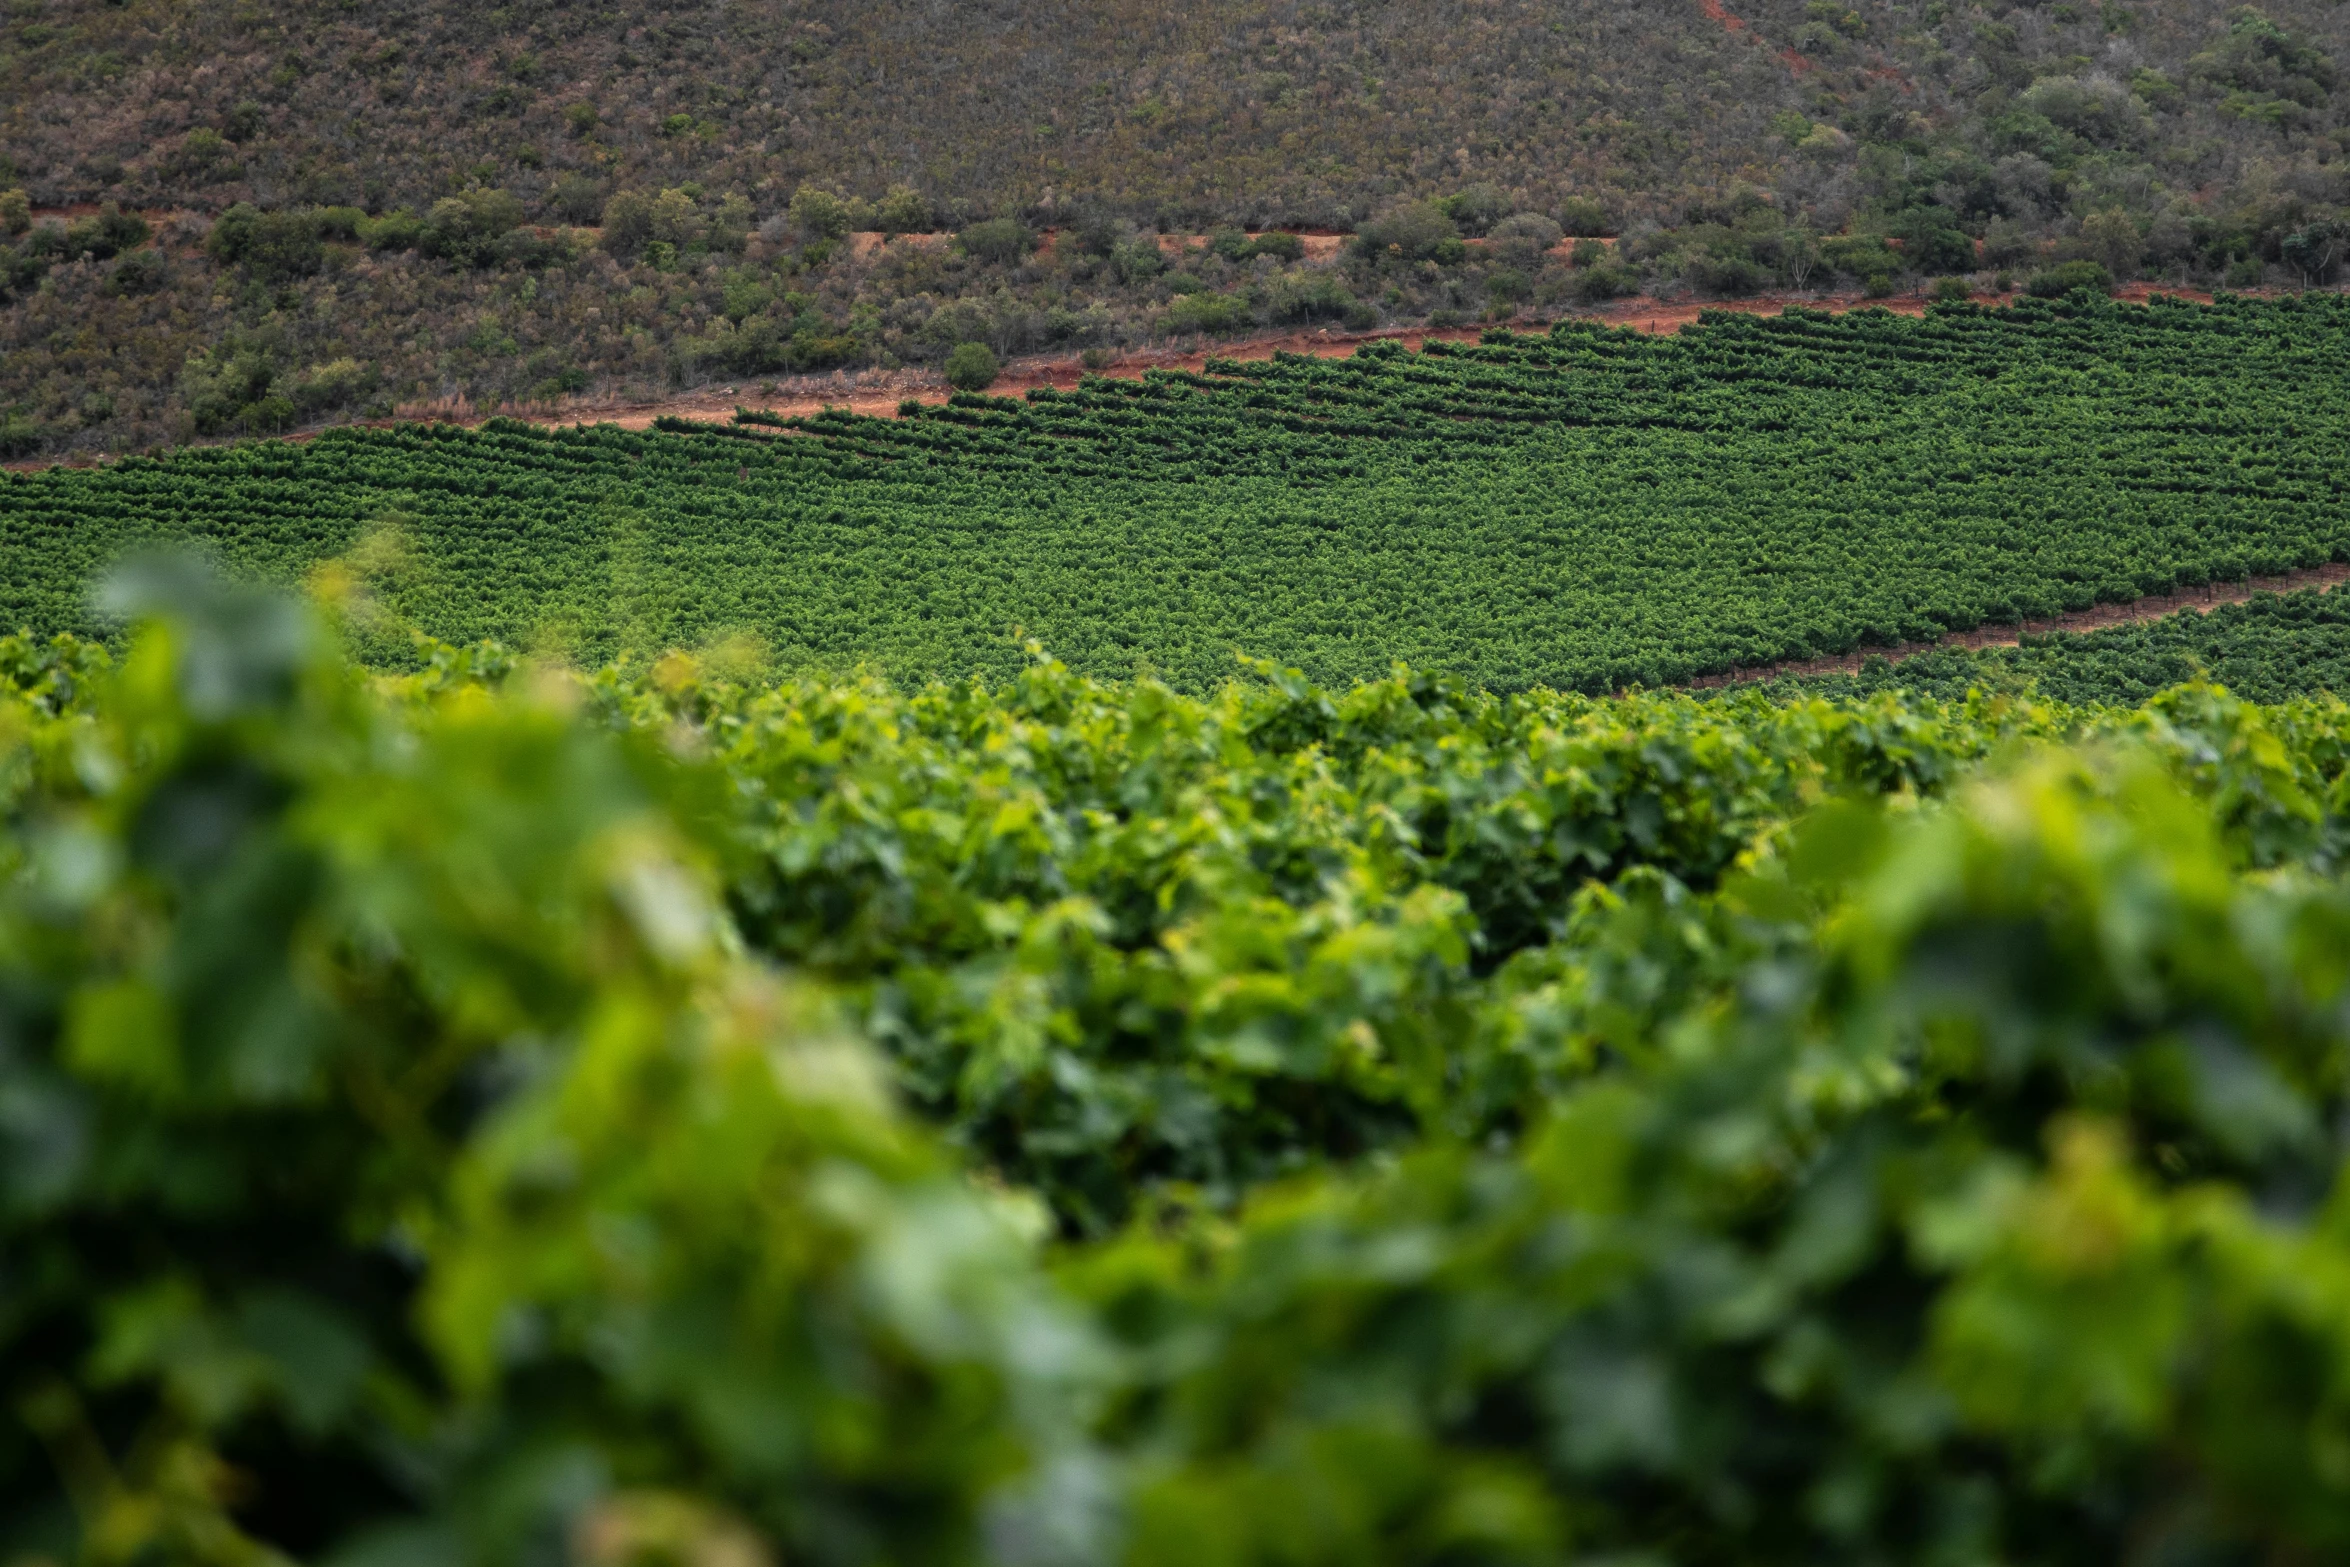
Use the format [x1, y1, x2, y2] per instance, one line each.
[10, 294, 2350, 696]
[1771, 583, 2350, 707]
[12, 571, 2350, 1565]
[6, 0, 2350, 458]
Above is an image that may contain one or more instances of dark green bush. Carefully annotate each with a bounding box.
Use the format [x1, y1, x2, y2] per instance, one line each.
[956, 217, 1035, 265]
[942, 340, 999, 389]
[1354, 200, 1460, 262]
[2029, 258, 2116, 296]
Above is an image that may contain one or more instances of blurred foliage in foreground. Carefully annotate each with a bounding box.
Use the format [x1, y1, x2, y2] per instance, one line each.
[8, 575, 2350, 1566]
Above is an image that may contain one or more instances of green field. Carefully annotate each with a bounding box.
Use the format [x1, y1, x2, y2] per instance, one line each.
[9, 292, 2350, 694]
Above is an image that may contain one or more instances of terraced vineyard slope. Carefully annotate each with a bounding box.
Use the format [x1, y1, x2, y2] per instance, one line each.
[7, 292, 2349, 692]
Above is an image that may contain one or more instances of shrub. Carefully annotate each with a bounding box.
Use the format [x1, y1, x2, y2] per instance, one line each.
[876, 184, 930, 235]
[1354, 200, 1460, 262]
[1162, 291, 1251, 336]
[1488, 211, 1563, 267]
[1248, 230, 1304, 262]
[602, 188, 655, 256]
[1557, 195, 1615, 235]
[357, 208, 426, 252]
[1894, 205, 1978, 274]
[943, 340, 999, 389]
[103, 247, 169, 296]
[1570, 261, 1640, 301]
[1437, 181, 1510, 236]
[0, 188, 26, 236]
[1932, 274, 1974, 302]
[1270, 273, 1356, 323]
[418, 188, 527, 267]
[1569, 237, 1607, 268]
[1864, 271, 1896, 297]
[2027, 258, 2115, 297]
[957, 217, 1035, 265]
[1209, 227, 1253, 262]
[205, 203, 325, 281]
[787, 184, 854, 240]
[1110, 239, 1166, 284]
[549, 172, 605, 224]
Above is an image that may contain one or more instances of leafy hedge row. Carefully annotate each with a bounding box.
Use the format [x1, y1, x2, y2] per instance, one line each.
[8, 576, 2350, 1566]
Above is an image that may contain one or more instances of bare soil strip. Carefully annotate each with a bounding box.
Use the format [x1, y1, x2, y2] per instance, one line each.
[1685, 561, 2350, 688]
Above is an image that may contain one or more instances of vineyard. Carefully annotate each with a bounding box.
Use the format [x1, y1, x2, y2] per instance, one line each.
[9, 570, 2350, 1566]
[9, 292, 2350, 695]
[1773, 582, 2350, 707]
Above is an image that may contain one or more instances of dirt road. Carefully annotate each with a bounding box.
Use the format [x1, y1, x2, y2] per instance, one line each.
[1685, 560, 2350, 688]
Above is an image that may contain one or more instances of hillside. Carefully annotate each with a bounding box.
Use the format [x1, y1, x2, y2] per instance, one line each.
[5, 0, 2350, 459]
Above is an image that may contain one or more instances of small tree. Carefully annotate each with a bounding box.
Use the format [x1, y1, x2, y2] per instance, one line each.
[0, 189, 27, 237]
[943, 342, 999, 391]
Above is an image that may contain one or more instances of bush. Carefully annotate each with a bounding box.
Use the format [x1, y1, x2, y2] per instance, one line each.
[1162, 291, 1252, 336]
[0, 188, 27, 236]
[1355, 200, 1460, 262]
[357, 208, 426, 252]
[1932, 274, 1974, 302]
[1570, 261, 1640, 302]
[205, 202, 326, 281]
[956, 217, 1035, 265]
[1557, 195, 1615, 235]
[1487, 211, 1563, 268]
[2028, 258, 2116, 297]
[417, 187, 527, 267]
[787, 183, 855, 241]
[1270, 273, 1356, 324]
[1437, 182, 1511, 235]
[1248, 230, 1305, 262]
[549, 172, 605, 224]
[943, 340, 999, 389]
[876, 184, 930, 235]
[1109, 239, 1166, 284]
[103, 247, 169, 296]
